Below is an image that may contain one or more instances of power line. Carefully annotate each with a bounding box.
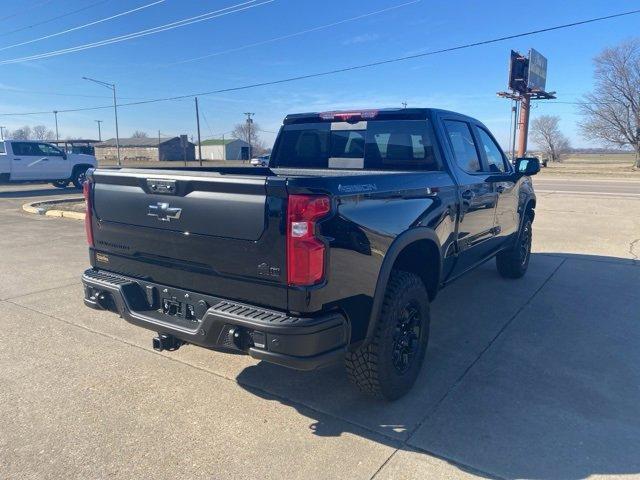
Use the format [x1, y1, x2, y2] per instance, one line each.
[0, 87, 110, 99]
[0, 0, 166, 53]
[1, 7, 639, 116]
[163, 0, 420, 67]
[544, 101, 613, 105]
[0, 0, 110, 38]
[0, 0, 55, 23]
[0, 85, 145, 100]
[0, 0, 275, 66]
[200, 110, 214, 137]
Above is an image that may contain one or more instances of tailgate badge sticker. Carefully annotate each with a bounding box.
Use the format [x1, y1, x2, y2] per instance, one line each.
[148, 202, 182, 222]
[96, 253, 109, 263]
[258, 262, 281, 278]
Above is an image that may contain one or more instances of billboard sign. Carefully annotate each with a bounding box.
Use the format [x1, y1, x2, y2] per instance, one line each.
[508, 50, 528, 93]
[527, 49, 547, 91]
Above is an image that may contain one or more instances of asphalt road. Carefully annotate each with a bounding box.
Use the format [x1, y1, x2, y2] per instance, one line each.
[534, 177, 640, 196]
[1, 183, 639, 479]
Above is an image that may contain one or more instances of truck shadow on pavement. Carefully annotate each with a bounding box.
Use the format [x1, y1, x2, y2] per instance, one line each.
[236, 252, 640, 479]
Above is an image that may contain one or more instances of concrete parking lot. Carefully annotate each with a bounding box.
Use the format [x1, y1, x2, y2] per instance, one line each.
[1, 179, 639, 479]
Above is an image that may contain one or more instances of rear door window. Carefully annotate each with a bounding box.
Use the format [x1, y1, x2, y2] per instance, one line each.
[443, 120, 482, 173]
[366, 120, 439, 170]
[11, 142, 41, 156]
[475, 127, 509, 173]
[271, 119, 440, 171]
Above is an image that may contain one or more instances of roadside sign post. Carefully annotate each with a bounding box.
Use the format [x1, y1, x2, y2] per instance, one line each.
[516, 95, 531, 157]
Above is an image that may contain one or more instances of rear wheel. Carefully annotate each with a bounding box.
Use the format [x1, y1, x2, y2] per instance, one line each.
[496, 216, 532, 279]
[52, 180, 69, 189]
[345, 270, 430, 400]
[71, 167, 88, 189]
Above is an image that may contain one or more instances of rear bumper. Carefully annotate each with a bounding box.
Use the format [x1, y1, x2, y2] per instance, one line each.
[82, 268, 348, 370]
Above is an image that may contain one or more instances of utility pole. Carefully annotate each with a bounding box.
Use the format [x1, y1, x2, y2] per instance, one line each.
[82, 77, 120, 165]
[112, 84, 121, 165]
[53, 110, 59, 140]
[95, 120, 103, 141]
[516, 94, 531, 158]
[195, 97, 202, 166]
[243, 112, 254, 161]
[511, 103, 518, 161]
[0, 126, 5, 140]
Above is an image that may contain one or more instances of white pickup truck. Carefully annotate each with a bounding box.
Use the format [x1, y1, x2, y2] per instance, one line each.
[0, 139, 97, 188]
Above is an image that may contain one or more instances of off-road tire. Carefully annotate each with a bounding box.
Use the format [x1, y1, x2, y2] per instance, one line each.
[71, 166, 88, 189]
[496, 216, 532, 279]
[345, 270, 430, 400]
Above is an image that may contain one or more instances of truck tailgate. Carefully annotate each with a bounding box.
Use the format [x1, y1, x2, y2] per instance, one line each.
[89, 169, 287, 310]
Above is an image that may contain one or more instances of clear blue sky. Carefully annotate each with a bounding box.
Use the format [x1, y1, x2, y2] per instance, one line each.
[0, 0, 638, 149]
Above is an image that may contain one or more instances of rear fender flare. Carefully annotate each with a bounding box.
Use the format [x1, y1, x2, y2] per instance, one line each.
[363, 228, 442, 346]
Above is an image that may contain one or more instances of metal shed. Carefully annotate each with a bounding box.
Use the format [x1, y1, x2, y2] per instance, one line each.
[198, 138, 250, 161]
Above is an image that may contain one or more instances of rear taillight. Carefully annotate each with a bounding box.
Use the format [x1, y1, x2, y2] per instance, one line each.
[83, 180, 94, 247]
[287, 194, 331, 286]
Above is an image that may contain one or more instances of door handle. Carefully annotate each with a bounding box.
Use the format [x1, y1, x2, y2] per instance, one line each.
[461, 190, 475, 200]
[13, 158, 21, 161]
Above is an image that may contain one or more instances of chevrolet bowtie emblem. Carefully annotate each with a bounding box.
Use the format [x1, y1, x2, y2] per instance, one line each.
[147, 202, 182, 222]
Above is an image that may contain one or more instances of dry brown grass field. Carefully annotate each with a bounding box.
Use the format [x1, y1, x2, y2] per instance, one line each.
[538, 153, 639, 178]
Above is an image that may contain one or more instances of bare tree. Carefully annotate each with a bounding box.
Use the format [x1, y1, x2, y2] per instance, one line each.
[131, 130, 149, 138]
[530, 115, 571, 162]
[32, 125, 55, 141]
[579, 39, 640, 168]
[231, 122, 267, 156]
[10, 126, 32, 140]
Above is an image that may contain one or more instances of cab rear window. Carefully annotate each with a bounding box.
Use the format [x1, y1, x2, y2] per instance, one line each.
[271, 120, 441, 171]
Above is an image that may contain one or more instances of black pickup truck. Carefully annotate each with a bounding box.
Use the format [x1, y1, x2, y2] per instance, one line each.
[82, 108, 539, 400]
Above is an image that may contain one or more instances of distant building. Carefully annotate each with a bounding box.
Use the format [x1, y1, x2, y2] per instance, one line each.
[95, 136, 195, 162]
[198, 138, 250, 161]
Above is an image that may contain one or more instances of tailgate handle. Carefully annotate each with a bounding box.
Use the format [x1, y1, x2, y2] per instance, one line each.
[147, 179, 176, 194]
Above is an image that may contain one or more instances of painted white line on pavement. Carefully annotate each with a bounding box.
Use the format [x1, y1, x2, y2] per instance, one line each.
[536, 189, 640, 197]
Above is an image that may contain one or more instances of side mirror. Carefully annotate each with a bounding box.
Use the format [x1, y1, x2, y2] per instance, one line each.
[62, 152, 67, 160]
[515, 157, 540, 176]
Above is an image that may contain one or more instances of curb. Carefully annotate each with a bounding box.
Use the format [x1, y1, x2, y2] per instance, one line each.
[22, 197, 85, 220]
